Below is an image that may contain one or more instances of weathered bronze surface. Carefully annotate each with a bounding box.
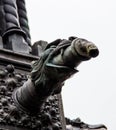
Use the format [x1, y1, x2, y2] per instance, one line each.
[0, 0, 107, 130]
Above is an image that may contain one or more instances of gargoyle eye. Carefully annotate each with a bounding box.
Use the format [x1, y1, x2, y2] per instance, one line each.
[80, 46, 87, 53]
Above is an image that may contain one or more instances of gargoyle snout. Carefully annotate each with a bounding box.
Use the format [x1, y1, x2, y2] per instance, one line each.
[87, 45, 99, 58]
[73, 38, 99, 58]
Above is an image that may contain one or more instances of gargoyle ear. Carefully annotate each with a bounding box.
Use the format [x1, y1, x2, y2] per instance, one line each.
[45, 39, 62, 50]
[68, 36, 78, 41]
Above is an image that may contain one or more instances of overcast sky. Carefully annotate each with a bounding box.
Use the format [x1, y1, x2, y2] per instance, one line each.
[26, 1, 116, 130]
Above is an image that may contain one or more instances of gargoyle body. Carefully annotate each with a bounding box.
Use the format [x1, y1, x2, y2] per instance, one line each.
[13, 36, 99, 113]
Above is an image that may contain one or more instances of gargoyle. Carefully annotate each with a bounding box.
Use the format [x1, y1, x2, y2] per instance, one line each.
[13, 36, 99, 113]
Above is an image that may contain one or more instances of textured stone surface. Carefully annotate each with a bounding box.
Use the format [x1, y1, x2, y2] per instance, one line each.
[0, 65, 63, 130]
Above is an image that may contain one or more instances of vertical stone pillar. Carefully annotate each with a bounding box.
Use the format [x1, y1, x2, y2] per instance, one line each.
[0, 0, 31, 53]
[16, 0, 31, 46]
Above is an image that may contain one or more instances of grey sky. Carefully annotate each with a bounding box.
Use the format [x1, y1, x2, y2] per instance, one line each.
[26, 1, 116, 130]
